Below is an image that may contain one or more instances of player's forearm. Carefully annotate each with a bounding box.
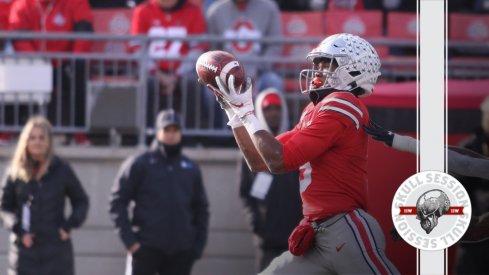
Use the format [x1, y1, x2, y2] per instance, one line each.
[250, 130, 287, 174]
[240, 114, 287, 173]
[232, 127, 269, 172]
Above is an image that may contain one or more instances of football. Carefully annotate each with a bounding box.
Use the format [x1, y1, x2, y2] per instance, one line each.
[196, 50, 245, 92]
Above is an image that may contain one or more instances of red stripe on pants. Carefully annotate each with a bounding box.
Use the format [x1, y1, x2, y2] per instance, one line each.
[349, 211, 390, 275]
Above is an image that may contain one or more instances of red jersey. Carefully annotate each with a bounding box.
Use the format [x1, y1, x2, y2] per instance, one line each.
[9, 0, 93, 53]
[278, 92, 370, 221]
[0, 0, 14, 31]
[129, 0, 206, 72]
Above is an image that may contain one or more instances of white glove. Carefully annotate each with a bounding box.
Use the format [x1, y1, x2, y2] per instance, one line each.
[213, 75, 264, 134]
[214, 75, 255, 119]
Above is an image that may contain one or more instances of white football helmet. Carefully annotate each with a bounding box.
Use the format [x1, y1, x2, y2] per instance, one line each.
[299, 33, 381, 97]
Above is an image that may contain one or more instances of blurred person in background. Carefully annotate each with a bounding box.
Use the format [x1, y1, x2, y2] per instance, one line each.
[0, 116, 89, 275]
[200, 0, 215, 12]
[109, 109, 209, 275]
[8, 0, 94, 145]
[238, 88, 302, 273]
[460, 96, 489, 216]
[206, 0, 284, 95]
[0, 0, 14, 145]
[129, 0, 208, 129]
[0, 0, 13, 52]
[455, 95, 489, 274]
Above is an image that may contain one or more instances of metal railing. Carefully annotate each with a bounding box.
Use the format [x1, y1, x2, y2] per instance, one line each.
[0, 31, 487, 147]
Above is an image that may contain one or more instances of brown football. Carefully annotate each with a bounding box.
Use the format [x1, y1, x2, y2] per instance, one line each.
[196, 50, 245, 92]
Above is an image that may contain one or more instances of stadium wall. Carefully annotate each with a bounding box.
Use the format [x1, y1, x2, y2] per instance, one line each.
[0, 147, 256, 275]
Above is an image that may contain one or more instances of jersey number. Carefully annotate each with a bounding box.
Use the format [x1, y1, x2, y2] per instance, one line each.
[299, 162, 312, 193]
[148, 26, 187, 58]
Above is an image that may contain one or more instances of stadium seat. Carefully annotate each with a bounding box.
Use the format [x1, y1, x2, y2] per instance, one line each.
[91, 8, 133, 54]
[281, 11, 324, 58]
[86, 81, 140, 134]
[387, 12, 417, 40]
[323, 10, 388, 58]
[449, 13, 489, 42]
[88, 8, 140, 135]
[448, 13, 489, 78]
[91, 8, 135, 79]
[384, 12, 417, 79]
[281, 11, 324, 92]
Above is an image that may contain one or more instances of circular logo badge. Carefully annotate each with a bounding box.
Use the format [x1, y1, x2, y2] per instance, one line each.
[391, 171, 472, 250]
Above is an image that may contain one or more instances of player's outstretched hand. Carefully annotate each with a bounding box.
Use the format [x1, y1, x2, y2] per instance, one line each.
[213, 75, 254, 119]
[364, 119, 395, 147]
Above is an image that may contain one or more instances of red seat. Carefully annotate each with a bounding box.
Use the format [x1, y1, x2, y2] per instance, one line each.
[384, 12, 417, 73]
[449, 13, 489, 41]
[92, 8, 133, 54]
[281, 11, 325, 92]
[324, 10, 383, 37]
[449, 13, 489, 72]
[387, 12, 417, 40]
[323, 10, 388, 58]
[281, 11, 324, 58]
[0, 1, 13, 31]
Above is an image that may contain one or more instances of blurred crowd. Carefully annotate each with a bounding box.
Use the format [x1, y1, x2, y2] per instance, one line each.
[0, 0, 487, 146]
[0, 1, 488, 275]
[87, 0, 489, 13]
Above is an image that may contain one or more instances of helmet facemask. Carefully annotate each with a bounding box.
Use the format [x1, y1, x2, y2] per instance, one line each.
[300, 56, 339, 94]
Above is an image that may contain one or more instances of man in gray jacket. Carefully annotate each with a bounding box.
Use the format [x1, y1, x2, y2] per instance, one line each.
[109, 109, 209, 275]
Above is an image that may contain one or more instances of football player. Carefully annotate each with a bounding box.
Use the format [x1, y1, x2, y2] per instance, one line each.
[207, 33, 399, 274]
